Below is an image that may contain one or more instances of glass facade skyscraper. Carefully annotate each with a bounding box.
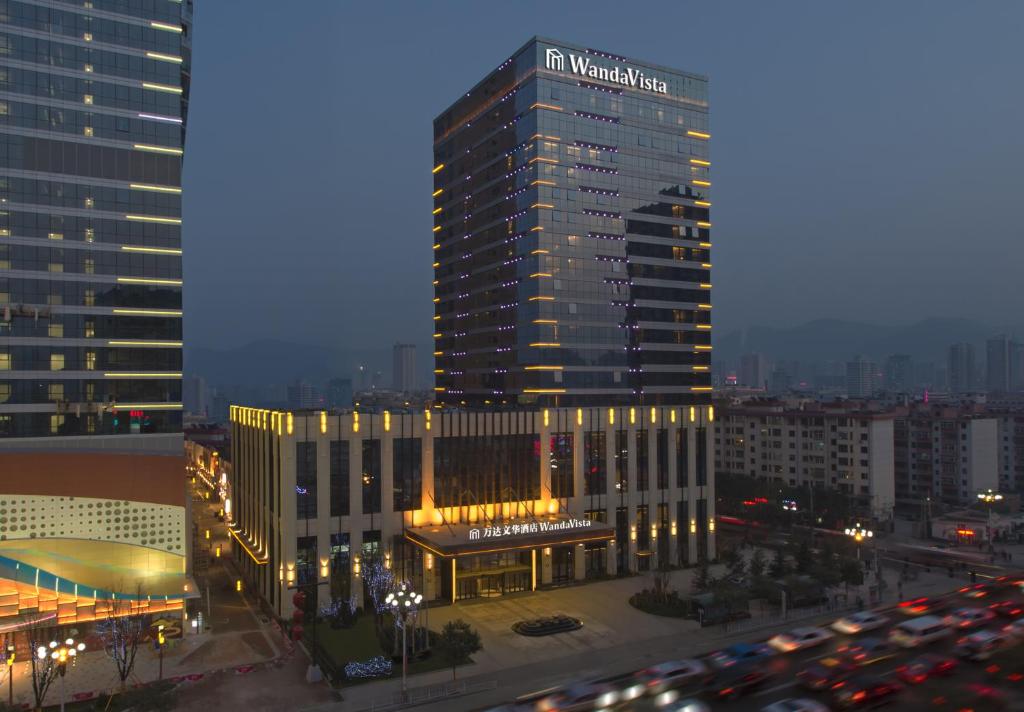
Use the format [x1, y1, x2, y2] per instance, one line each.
[433, 37, 711, 408]
[0, 0, 192, 438]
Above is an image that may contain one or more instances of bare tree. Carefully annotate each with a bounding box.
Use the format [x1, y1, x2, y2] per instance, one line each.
[24, 618, 59, 712]
[95, 590, 146, 692]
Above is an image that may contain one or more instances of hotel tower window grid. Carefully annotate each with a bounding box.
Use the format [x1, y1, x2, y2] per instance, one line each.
[0, 0, 192, 437]
[432, 37, 711, 408]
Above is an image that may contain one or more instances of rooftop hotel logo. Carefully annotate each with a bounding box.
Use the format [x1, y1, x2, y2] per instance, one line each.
[544, 46, 667, 95]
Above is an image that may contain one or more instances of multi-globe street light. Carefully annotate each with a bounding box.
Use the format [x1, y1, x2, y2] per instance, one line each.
[38, 638, 84, 712]
[386, 584, 423, 698]
[844, 523, 873, 560]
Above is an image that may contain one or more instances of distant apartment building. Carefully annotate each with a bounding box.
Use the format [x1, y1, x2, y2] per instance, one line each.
[183, 374, 209, 417]
[987, 335, 1024, 393]
[739, 353, 768, 389]
[948, 342, 976, 394]
[325, 377, 353, 409]
[713, 399, 895, 520]
[392, 343, 417, 393]
[893, 403, 998, 507]
[992, 412, 1024, 493]
[846, 356, 877, 398]
[287, 380, 320, 409]
[884, 354, 912, 393]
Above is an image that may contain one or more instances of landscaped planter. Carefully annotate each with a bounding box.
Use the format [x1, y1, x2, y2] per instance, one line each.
[512, 614, 583, 636]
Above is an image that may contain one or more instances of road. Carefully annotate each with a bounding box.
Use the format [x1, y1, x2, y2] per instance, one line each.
[487, 580, 1024, 711]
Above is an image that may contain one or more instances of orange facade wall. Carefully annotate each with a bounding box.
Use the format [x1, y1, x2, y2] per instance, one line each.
[0, 452, 185, 507]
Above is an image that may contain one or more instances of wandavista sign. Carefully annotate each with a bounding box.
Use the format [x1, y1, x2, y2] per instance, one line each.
[545, 47, 668, 95]
[469, 517, 593, 541]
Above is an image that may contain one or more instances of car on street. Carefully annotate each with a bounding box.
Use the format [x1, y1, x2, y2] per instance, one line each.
[988, 600, 1024, 618]
[895, 653, 957, 684]
[954, 629, 1018, 662]
[944, 606, 996, 630]
[831, 611, 890, 635]
[656, 697, 710, 712]
[836, 637, 893, 665]
[890, 615, 951, 648]
[621, 659, 710, 699]
[959, 582, 994, 599]
[898, 596, 946, 616]
[534, 683, 620, 711]
[761, 699, 830, 712]
[707, 642, 775, 669]
[797, 659, 858, 691]
[707, 665, 772, 701]
[768, 626, 834, 652]
[831, 676, 903, 709]
[1003, 618, 1024, 638]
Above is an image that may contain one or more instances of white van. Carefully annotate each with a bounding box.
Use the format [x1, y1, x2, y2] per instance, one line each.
[889, 615, 951, 648]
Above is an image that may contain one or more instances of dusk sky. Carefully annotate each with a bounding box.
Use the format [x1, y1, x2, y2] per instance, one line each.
[183, 1, 1024, 356]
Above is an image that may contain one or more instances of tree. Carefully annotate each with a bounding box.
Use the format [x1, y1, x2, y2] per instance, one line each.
[748, 548, 766, 579]
[726, 549, 747, 581]
[436, 619, 482, 682]
[840, 557, 864, 593]
[691, 558, 711, 593]
[650, 563, 675, 604]
[769, 548, 788, 579]
[96, 594, 146, 691]
[363, 558, 395, 627]
[795, 539, 813, 574]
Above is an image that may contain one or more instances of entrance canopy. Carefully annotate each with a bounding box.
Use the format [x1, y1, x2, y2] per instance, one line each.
[405, 515, 615, 557]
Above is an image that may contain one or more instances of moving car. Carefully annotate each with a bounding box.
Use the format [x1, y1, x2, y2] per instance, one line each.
[768, 626, 834, 652]
[1003, 618, 1024, 638]
[832, 611, 889, 635]
[895, 653, 957, 684]
[959, 582, 993, 599]
[707, 666, 772, 701]
[707, 642, 775, 669]
[954, 630, 1017, 662]
[534, 683, 619, 711]
[987, 600, 1024, 619]
[898, 596, 946, 616]
[837, 637, 893, 664]
[797, 659, 858, 691]
[622, 659, 710, 698]
[944, 607, 996, 630]
[890, 616, 951, 648]
[761, 699, 830, 712]
[832, 676, 903, 709]
[656, 698, 710, 712]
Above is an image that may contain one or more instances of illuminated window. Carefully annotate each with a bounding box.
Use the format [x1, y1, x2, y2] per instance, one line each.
[85, 351, 96, 370]
[47, 294, 62, 306]
[48, 263, 63, 273]
[49, 414, 64, 433]
[48, 384, 64, 401]
[84, 197, 94, 208]
[0, 383, 9, 403]
[83, 127, 94, 137]
[84, 64, 93, 73]
[84, 289, 95, 307]
[84, 228, 94, 242]
[50, 354, 65, 371]
[84, 320, 95, 338]
[0, 353, 8, 370]
[85, 382, 95, 401]
[48, 232, 63, 240]
[83, 94, 93, 105]
[48, 323, 63, 338]
[84, 258, 95, 274]
[86, 415, 96, 433]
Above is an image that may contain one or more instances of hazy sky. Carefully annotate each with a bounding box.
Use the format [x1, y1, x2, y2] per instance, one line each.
[182, 1, 1024, 354]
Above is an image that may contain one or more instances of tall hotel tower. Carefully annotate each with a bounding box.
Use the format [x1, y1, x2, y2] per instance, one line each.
[227, 38, 714, 616]
[0, 1, 193, 628]
[433, 37, 712, 407]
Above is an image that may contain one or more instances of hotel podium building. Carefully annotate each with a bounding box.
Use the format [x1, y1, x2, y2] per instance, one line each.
[229, 38, 715, 617]
[0, 1, 193, 628]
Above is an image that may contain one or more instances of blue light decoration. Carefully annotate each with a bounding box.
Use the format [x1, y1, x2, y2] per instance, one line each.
[343, 656, 392, 679]
[295, 486, 308, 495]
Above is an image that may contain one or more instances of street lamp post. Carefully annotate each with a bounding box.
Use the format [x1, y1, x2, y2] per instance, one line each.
[40, 638, 84, 712]
[977, 490, 1003, 545]
[386, 584, 423, 700]
[5, 638, 14, 707]
[844, 523, 873, 560]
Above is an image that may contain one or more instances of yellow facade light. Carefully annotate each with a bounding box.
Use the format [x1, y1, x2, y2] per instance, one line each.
[543, 409, 549, 427]
[651, 525, 658, 540]
[689, 158, 710, 166]
[694, 200, 711, 207]
[530, 179, 556, 186]
[670, 409, 676, 423]
[145, 51, 182, 63]
[529, 272, 552, 278]
[133, 144, 183, 155]
[630, 525, 637, 542]
[103, 372, 181, 378]
[690, 519, 697, 534]
[432, 225, 441, 233]
[529, 102, 563, 111]
[116, 277, 182, 285]
[121, 245, 183, 255]
[353, 411, 359, 433]
[686, 130, 711, 139]
[692, 179, 711, 187]
[432, 188, 443, 197]
[577, 408, 583, 426]
[112, 308, 182, 316]
[699, 283, 713, 289]
[286, 412, 293, 435]
[650, 407, 657, 423]
[709, 517, 716, 532]
[142, 82, 183, 94]
[384, 410, 391, 432]
[320, 411, 327, 434]
[425, 409, 431, 431]
[629, 407, 636, 425]
[528, 296, 555, 301]
[532, 319, 558, 324]
[690, 406, 696, 422]
[530, 203, 555, 209]
[709, 406, 715, 422]
[671, 521, 678, 536]
[608, 408, 615, 425]
[524, 388, 565, 394]
[107, 340, 183, 347]
[432, 163, 445, 173]
[432, 207, 442, 215]
[524, 365, 562, 370]
[150, 20, 182, 32]
[697, 222, 712, 229]
[529, 342, 560, 347]
[691, 386, 713, 392]
[129, 183, 182, 194]
[695, 345, 713, 351]
[125, 214, 182, 225]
